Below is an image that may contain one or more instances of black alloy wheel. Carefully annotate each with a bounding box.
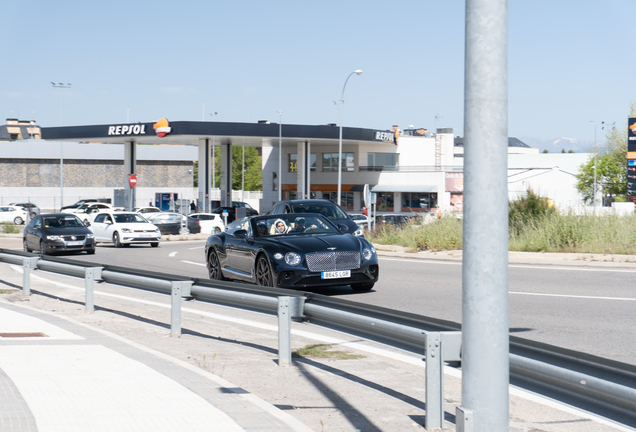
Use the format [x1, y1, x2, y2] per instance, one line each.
[207, 250, 225, 280]
[113, 232, 123, 248]
[255, 256, 273, 287]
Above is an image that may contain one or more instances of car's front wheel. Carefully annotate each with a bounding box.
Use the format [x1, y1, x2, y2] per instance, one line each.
[113, 232, 123, 248]
[207, 250, 226, 280]
[14, 216, 23, 225]
[255, 256, 273, 287]
[351, 282, 374, 292]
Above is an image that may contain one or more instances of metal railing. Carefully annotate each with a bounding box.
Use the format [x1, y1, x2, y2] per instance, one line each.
[1, 249, 636, 429]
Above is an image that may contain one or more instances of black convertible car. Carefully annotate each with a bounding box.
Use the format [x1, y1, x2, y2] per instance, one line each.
[204, 214, 379, 291]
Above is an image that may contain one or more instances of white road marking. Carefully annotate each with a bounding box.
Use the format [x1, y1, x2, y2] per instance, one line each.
[168, 252, 178, 257]
[182, 260, 206, 267]
[510, 291, 636, 301]
[379, 257, 636, 273]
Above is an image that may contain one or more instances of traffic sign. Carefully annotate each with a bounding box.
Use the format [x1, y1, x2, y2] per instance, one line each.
[128, 174, 138, 188]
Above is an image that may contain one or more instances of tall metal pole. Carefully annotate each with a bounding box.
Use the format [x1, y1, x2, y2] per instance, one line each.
[52, 82, 71, 210]
[460, 2, 509, 432]
[591, 120, 598, 209]
[337, 70, 362, 207]
[278, 111, 282, 201]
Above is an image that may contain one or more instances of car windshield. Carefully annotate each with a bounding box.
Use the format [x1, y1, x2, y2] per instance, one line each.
[290, 203, 348, 220]
[43, 215, 84, 228]
[252, 214, 339, 237]
[113, 214, 147, 223]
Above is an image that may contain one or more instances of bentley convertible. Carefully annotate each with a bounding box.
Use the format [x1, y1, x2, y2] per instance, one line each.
[204, 214, 379, 291]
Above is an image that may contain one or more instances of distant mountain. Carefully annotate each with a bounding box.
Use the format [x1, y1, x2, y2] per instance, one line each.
[518, 136, 592, 154]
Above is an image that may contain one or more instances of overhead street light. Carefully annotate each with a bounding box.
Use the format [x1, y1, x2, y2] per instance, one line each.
[51, 81, 72, 210]
[337, 70, 362, 207]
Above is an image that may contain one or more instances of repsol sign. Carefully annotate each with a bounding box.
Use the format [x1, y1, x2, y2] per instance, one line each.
[108, 124, 147, 136]
[374, 131, 395, 142]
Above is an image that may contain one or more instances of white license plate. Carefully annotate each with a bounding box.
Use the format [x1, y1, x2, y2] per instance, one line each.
[66, 241, 83, 246]
[139, 233, 152, 237]
[321, 270, 351, 279]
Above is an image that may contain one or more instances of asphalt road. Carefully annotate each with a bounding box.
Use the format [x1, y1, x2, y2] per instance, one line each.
[2, 237, 635, 366]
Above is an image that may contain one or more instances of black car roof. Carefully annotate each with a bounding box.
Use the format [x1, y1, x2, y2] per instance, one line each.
[278, 199, 337, 205]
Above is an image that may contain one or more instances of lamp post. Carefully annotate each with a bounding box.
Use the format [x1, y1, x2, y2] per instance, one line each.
[51, 82, 71, 210]
[591, 120, 598, 210]
[278, 111, 282, 201]
[337, 70, 362, 206]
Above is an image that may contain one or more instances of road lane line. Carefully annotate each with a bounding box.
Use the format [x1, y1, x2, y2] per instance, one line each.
[169, 252, 178, 257]
[182, 260, 205, 267]
[510, 291, 636, 301]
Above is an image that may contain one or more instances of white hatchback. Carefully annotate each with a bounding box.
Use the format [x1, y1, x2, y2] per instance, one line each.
[188, 213, 225, 234]
[0, 206, 29, 225]
[90, 212, 161, 247]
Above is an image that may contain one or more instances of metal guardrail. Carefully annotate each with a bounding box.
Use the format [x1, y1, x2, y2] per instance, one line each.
[1, 249, 636, 429]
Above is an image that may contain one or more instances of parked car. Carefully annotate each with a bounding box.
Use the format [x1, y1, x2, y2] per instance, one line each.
[0, 205, 29, 225]
[134, 206, 162, 215]
[23, 213, 96, 255]
[348, 213, 374, 232]
[205, 214, 379, 291]
[188, 213, 225, 234]
[269, 199, 363, 237]
[90, 212, 161, 248]
[8, 202, 40, 217]
[145, 212, 201, 235]
[60, 199, 110, 211]
[69, 203, 115, 224]
[376, 214, 411, 227]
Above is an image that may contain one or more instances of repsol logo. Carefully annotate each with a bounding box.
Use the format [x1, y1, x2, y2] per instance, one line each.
[375, 131, 395, 142]
[108, 124, 147, 136]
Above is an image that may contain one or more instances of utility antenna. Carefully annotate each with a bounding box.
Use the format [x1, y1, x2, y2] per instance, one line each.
[434, 113, 443, 131]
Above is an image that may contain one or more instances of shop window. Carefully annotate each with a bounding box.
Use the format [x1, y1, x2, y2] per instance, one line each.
[322, 152, 354, 172]
[320, 191, 354, 211]
[376, 192, 394, 211]
[401, 192, 437, 211]
[289, 154, 316, 172]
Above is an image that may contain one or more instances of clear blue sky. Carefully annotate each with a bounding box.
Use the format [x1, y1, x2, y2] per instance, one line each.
[1, 1, 633, 144]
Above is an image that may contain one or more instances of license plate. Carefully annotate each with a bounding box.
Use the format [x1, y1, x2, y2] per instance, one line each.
[66, 241, 83, 246]
[321, 270, 351, 279]
[139, 233, 152, 237]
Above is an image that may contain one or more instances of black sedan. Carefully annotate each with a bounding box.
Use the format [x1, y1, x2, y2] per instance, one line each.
[144, 212, 201, 235]
[23, 213, 96, 255]
[204, 214, 379, 291]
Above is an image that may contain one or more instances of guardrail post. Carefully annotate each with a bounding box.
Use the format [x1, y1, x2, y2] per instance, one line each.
[171, 281, 193, 336]
[277, 296, 305, 367]
[22, 257, 39, 296]
[84, 267, 103, 313]
[425, 331, 444, 430]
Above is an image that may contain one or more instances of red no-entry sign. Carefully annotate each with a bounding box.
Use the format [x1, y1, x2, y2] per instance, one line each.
[128, 174, 138, 188]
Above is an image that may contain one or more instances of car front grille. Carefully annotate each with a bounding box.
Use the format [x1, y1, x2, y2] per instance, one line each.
[305, 251, 360, 272]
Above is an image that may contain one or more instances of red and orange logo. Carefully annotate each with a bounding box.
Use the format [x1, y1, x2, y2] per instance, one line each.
[630, 122, 636, 135]
[153, 118, 171, 137]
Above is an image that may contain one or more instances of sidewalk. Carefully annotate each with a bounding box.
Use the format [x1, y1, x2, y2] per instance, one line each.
[0, 258, 632, 432]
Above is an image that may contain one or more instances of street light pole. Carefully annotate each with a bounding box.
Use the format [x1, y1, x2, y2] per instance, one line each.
[51, 82, 71, 210]
[278, 111, 282, 202]
[337, 70, 362, 206]
[591, 120, 598, 210]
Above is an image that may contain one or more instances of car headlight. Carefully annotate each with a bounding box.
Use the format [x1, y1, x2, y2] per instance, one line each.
[363, 247, 375, 261]
[47, 235, 61, 241]
[121, 228, 132, 233]
[353, 227, 364, 237]
[285, 252, 301, 266]
[86, 233, 95, 239]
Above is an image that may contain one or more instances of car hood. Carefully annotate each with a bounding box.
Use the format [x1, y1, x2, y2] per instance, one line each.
[264, 233, 362, 253]
[41, 227, 92, 236]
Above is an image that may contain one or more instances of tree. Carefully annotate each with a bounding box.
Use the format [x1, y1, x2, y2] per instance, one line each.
[542, 149, 549, 154]
[212, 146, 262, 191]
[575, 101, 636, 203]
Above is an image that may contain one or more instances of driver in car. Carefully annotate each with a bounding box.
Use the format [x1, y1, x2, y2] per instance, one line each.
[291, 217, 317, 233]
[256, 220, 269, 237]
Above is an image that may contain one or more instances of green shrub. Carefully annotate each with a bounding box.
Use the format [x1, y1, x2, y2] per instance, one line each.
[1, 222, 20, 234]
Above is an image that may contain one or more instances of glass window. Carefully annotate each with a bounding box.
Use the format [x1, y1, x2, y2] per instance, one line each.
[367, 153, 398, 168]
[289, 154, 316, 172]
[401, 193, 437, 211]
[376, 193, 394, 211]
[322, 153, 354, 172]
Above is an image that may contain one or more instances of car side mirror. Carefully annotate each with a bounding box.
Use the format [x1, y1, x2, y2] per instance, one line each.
[84, 221, 91, 227]
[34, 224, 41, 230]
[234, 229, 248, 238]
[338, 224, 349, 233]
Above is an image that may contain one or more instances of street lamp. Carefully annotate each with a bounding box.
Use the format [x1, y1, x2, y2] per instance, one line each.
[278, 111, 282, 201]
[591, 120, 598, 210]
[337, 70, 362, 206]
[51, 82, 71, 210]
